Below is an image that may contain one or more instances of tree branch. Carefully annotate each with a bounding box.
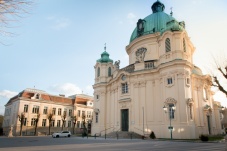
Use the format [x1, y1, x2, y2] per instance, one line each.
[213, 76, 227, 96]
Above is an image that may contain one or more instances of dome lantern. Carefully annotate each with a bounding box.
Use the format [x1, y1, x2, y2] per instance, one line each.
[151, 0, 165, 13]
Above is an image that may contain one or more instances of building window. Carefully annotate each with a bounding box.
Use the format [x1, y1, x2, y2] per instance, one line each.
[186, 78, 190, 85]
[108, 67, 111, 77]
[95, 113, 98, 123]
[24, 105, 28, 113]
[36, 94, 40, 99]
[32, 106, 39, 114]
[69, 109, 72, 116]
[52, 108, 56, 115]
[167, 78, 173, 85]
[68, 121, 71, 127]
[183, 38, 186, 52]
[189, 105, 193, 120]
[23, 118, 27, 126]
[63, 108, 67, 116]
[58, 108, 62, 115]
[51, 120, 55, 127]
[203, 88, 208, 100]
[42, 119, 46, 127]
[78, 110, 81, 117]
[77, 121, 80, 128]
[97, 67, 100, 77]
[43, 107, 48, 114]
[165, 38, 171, 52]
[31, 118, 36, 126]
[57, 120, 61, 127]
[87, 111, 91, 118]
[82, 111, 85, 117]
[96, 95, 99, 100]
[169, 104, 175, 119]
[122, 83, 128, 94]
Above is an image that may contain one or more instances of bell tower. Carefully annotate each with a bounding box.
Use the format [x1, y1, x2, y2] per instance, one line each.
[94, 45, 114, 84]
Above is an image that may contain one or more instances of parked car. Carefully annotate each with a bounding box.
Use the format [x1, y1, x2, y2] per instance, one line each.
[52, 131, 71, 138]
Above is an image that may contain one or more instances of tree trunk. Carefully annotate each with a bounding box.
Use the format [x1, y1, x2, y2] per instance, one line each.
[73, 123, 75, 134]
[49, 124, 51, 135]
[20, 122, 23, 136]
[34, 122, 38, 136]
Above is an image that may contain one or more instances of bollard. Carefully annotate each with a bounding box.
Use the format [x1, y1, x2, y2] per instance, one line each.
[95, 134, 96, 139]
[105, 134, 106, 139]
[131, 133, 132, 140]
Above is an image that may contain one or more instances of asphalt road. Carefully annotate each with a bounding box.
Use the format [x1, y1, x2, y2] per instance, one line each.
[0, 136, 226, 151]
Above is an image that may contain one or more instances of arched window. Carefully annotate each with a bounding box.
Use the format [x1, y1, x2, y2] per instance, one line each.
[165, 38, 171, 52]
[108, 67, 111, 77]
[169, 104, 175, 119]
[183, 38, 186, 52]
[97, 67, 100, 77]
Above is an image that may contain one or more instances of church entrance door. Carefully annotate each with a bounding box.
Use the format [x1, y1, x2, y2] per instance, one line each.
[121, 109, 129, 131]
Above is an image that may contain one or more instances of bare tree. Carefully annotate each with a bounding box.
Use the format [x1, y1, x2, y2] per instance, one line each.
[82, 115, 87, 136]
[0, 0, 33, 41]
[18, 112, 25, 136]
[47, 111, 54, 135]
[210, 55, 227, 97]
[71, 115, 77, 135]
[34, 113, 40, 136]
[61, 113, 66, 131]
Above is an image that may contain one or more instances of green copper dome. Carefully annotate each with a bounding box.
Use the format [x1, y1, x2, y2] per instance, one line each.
[97, 51, 113, 63]
[130, 0, 185, 43]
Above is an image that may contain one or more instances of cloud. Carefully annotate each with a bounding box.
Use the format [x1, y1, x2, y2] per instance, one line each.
[127, 13, 137, 25]
[0, 90, 18, 99]
[86, 85, 92, 91]
[46, 16, 71, 30]
[127, 13, 136, 19]
[82, 85, 93, 96]
[49, 83, 82, 96]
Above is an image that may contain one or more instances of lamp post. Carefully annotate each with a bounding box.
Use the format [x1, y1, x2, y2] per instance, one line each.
[163, 104, 176, 140]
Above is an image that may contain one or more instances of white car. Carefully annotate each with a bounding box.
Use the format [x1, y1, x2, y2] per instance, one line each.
[52, 131, 71, 138]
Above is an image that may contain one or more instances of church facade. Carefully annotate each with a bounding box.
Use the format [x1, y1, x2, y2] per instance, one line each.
[92, 1, 223, 139]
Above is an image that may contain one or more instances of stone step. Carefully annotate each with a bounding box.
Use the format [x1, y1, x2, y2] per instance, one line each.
[101, 131, 144, 139]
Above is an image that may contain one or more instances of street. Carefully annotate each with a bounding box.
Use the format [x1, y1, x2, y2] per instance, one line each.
[0, 136, 225, 151]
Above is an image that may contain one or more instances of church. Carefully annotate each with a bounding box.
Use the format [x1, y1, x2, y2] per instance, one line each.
[92, 1, 223, 139]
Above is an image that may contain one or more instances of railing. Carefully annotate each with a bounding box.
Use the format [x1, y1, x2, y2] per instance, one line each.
[120, 64, 135, 73]
[134, 127, 150, 139]
[113, 128, 121, 140]
[99, 126, 115, 139]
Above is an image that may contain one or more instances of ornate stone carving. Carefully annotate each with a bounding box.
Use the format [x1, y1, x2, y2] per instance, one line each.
[140, 81, 146, 87]
[114, 60, 120, 69]
[135, 47, 147, 63]
[164, 97, 177, 105]
[133, 82, 139, 88]
[186, 98, 194, 106]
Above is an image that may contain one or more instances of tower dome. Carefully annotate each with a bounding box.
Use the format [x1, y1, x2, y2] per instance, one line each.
[129, 0, 185, 43]
[96, 46, 113, 63]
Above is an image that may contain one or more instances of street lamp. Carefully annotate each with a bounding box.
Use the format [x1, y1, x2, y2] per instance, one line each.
[163, 104, 176, 139]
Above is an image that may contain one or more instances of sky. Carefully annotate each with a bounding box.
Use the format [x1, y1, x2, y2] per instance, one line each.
[0, 0, 227, 115]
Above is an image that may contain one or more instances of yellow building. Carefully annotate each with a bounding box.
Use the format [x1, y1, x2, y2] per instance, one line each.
[92, 0, 222, 139]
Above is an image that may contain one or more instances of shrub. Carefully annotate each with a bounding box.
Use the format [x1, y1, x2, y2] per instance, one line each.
[150, 131, 156, 139]
[199, 134, 209, 141]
